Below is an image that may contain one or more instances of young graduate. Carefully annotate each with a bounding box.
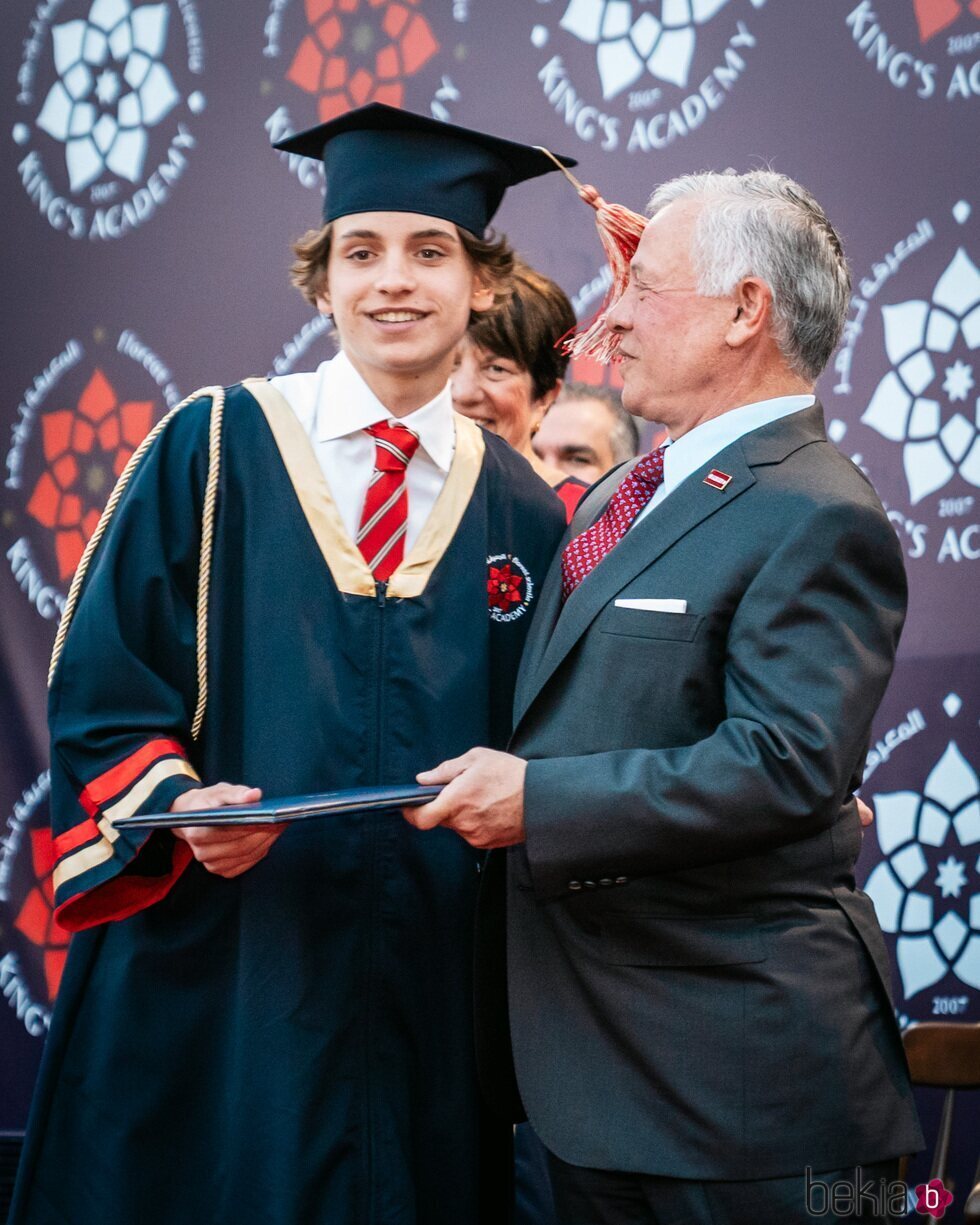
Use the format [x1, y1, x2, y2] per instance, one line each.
[11, 105, 569, 1225]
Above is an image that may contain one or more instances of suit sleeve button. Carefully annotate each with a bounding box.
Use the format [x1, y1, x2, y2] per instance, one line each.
[614, 876, 629, 885]
[568, 880, 582, 891]
[599, 878, 612, 887]
[584, 880, 597, 889]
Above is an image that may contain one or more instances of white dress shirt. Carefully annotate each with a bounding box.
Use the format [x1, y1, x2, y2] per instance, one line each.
[633, 394, 815, 528]
[270, 351, 456, 553]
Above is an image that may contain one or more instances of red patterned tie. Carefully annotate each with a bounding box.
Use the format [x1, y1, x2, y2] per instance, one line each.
[561, 446, 667, 600]
[357, 421, 421, 582]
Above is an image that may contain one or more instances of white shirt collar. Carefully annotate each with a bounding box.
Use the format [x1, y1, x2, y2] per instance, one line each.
[660, 394, 815, 495]
[312, 351, 456, 472]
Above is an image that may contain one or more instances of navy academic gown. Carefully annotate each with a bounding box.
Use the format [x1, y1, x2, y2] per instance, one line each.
[11, 380, 564, 1225]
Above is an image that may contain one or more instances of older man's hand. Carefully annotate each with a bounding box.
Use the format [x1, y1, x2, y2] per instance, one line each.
[404, 748, 527, 849]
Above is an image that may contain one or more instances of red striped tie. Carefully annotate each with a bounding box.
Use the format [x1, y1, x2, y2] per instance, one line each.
[357, 421, 421, 582]
[560, 446, 666, 600]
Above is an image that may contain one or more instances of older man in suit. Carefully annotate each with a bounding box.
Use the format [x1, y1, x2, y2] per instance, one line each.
[406, 170, 923, 1223]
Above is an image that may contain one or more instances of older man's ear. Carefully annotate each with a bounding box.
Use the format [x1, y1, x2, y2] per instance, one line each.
[725, 276, 772, 349]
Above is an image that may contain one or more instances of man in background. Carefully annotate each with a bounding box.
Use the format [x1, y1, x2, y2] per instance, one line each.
[532, 381, 642, 485]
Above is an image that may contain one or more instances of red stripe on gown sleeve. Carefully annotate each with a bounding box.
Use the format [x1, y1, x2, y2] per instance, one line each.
[55, 839, 194, 931]
[53, 816, 101, 858]
[80, 737, 186, 808]
[53, 747, 200, 930]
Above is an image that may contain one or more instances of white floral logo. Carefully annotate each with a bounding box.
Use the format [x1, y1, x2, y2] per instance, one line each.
[36, 0, 180, 192]
[864, 741, 980, 999]
[558, 0, 734, 98]
[862, 245, 980, 504]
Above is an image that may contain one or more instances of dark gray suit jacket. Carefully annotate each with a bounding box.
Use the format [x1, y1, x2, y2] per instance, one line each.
[487, 403, 923, 1180]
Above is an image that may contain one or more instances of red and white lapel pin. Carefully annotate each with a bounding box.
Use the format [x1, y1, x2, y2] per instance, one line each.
[703, 469, 732, 491]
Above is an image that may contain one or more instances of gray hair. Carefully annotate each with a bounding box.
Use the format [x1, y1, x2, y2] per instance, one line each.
[558, 382, 640, 463]
[647, 170, 851, 382]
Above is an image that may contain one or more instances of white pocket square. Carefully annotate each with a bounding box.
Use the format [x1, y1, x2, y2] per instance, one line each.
[614, 598, 688, 613]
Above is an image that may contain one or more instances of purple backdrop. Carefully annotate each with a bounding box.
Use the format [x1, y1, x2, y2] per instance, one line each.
[3, 0, 979, 1214]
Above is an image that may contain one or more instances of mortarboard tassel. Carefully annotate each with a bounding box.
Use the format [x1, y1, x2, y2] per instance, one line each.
[536, 148, 647, 364]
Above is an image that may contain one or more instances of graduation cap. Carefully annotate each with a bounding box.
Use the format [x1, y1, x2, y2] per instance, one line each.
[273, 102, 577, 236]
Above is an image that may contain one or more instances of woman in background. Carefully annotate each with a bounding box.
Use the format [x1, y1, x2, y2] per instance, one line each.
[453, 259, 588, 522]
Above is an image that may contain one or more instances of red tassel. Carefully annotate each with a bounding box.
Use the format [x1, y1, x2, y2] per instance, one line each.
[564, 184, 647, 364]
[533, 147, 648, 364]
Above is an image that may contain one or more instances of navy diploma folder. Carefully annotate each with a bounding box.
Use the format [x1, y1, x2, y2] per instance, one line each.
[113, 784, 443, 829]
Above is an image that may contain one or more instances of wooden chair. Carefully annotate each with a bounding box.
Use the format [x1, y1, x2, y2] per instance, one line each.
[902, 1022, 980, 1222]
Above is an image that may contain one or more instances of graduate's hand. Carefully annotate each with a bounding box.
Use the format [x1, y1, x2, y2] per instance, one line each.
[403, 749, 526, 849]
[857, 796, 874, 828]
[170, 783, 284, 878]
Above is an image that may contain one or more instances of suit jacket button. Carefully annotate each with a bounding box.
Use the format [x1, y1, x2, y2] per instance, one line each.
[599, 878, 612, 887]
[584, 880, 597, 889]
[568, 880, 582, 891]
[615, 876, 628, 885]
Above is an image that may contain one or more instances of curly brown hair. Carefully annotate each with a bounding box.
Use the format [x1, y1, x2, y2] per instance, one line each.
[290, 222, 515, 314]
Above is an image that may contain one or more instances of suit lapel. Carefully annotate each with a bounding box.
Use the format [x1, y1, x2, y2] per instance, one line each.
[513, 403, 829, 731]
[512, 401, 828, 730]
[513, 543, 564, 718]
[513, 450, 756, 729]
[512, 466, 628, 721]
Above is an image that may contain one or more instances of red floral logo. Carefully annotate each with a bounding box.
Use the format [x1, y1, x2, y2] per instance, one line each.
[913, 0, 980, 43]
[14, 828, 71, 1003]
[915, 1178, 954, 1219]
[26, 368, 154, 581]
[487, 553, 533, 623]
[287, 0, 439, 123]
[488, 562, 525, 612]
